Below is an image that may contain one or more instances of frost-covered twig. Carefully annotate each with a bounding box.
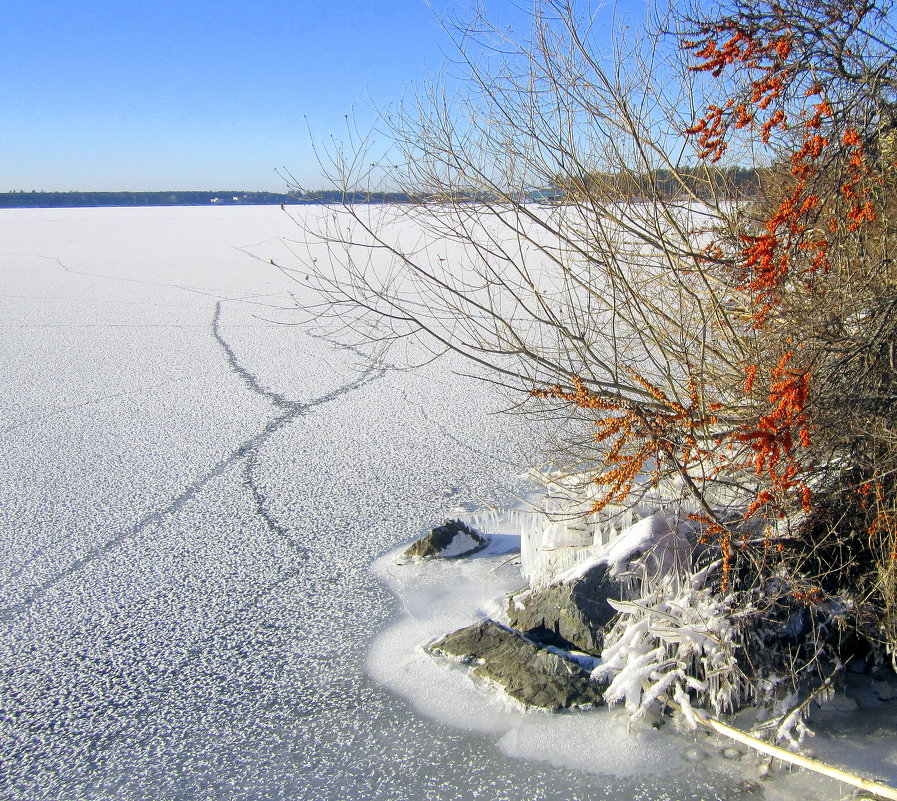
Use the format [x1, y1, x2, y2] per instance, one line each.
[660, 693, 897, 801]
[593, 578, 743, 721]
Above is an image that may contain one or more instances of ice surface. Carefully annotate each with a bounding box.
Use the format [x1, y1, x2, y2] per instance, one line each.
[0, 206, 890, 801]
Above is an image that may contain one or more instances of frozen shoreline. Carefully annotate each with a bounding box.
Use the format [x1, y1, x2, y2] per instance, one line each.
[367, 511, 897, 801]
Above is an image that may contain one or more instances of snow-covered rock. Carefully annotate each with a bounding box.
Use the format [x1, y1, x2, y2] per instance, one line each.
[426, 619, 603, 711]
[556, 514, 689, 584]
[403, 519, 488, 560]
[506, 562, 623, 655]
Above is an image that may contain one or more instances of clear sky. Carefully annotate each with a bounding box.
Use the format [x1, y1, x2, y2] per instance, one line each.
[1, 0, 646, 192]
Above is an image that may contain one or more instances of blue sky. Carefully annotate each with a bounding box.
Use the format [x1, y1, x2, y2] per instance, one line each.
[1, 0, 645, 191]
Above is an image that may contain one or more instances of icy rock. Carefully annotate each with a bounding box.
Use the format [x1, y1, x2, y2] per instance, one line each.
[403, 520, 487, 560]
[505, 562, 623, 655]
[425, 620, 603, 711]
[721, 746, 744, 759]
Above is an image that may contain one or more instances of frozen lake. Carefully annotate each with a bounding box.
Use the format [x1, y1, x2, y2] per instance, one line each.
[0, 206, 835, 801]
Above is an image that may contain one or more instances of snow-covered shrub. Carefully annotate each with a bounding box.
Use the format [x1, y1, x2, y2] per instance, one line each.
[591, 535, 858, 744]
[592, 557, 747, 725]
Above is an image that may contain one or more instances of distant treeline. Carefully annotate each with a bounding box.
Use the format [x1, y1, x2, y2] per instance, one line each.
[0, 168, 763, 209]
[549, 166, 764, 201]
[0, 190, 415, 209]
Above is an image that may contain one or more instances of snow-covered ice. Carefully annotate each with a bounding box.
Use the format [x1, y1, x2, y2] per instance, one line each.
[0, 206, 893, 801]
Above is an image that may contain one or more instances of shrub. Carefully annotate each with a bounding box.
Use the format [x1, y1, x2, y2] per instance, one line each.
[298, 0, 897, 737]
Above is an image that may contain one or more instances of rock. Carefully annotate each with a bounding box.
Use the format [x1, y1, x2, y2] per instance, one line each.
[721, 746, 744, 759]
[426, 619, 603, 711]
[403, 519, 487, 560]
[506, 562, 623, 655]
[846, 658, 870, 674]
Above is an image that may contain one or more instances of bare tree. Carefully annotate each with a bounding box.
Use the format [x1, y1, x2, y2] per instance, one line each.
[294, 1, 750, 507]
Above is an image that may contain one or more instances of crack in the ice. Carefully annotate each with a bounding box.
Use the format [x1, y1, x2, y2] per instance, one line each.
[222, 292, 387, 557]
[211, 300, 296, 411]
[399, 386, 522, 470]
[30, 253, 294, 312]
[0, 377, 187, 437]
[241, 449, 308, 560]
[0, 425, 270, 619]
[41, 254, 255, 304]
[0, 301, 385, 620]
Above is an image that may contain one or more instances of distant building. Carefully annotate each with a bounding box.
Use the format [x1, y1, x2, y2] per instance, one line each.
[526, 188, 564, 203]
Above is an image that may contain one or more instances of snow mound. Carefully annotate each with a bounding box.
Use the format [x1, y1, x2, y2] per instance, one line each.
[554, 515, 688, 584]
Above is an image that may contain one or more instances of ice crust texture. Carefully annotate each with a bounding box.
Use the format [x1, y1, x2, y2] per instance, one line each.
[0, 206, 833, 801]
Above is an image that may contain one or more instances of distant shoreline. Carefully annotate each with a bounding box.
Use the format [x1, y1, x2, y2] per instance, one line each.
[0, 190, 416, 209]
